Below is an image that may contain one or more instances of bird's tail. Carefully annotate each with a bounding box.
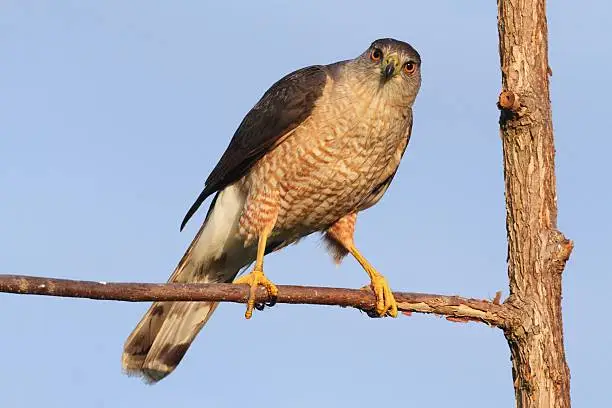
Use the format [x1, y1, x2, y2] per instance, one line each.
[122, 185, 253, 383]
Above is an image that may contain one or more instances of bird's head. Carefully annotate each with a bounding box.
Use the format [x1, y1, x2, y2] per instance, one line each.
[352, 38, 421, 105]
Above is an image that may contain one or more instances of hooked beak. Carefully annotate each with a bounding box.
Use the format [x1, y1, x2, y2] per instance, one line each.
[384, 63, 395, 80]
[382, 54, 399, 81]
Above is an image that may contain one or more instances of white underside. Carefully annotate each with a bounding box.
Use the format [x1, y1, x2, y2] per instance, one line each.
[190, 183, 254, 276]
[132, 183, 255, 379]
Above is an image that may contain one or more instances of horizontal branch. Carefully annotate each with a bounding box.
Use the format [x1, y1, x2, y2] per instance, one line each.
[0, 274, 511, 328]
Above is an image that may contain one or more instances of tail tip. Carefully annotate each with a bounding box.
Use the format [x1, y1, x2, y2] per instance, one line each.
[121, 364, 171, 385]
[122, 352, 176, 385]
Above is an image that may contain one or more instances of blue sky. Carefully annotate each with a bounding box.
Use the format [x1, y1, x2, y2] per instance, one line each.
[1, 1, 609, 407]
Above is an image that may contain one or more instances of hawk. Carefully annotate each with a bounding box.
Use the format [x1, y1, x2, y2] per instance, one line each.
[123, 38, 422, 383]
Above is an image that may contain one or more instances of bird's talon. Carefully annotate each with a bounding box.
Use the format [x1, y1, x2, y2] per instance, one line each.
[234, 268, 278, 319]
[364, 308, 382, 318]
[254, 302, 266, 311]
[364, 274, 398, 318]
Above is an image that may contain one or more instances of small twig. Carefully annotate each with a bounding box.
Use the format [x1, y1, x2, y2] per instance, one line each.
[0, 274, 510, 328]
[498, 90, 521, 111]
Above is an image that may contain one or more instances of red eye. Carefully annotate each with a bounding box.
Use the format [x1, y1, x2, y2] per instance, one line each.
[370, 48, 383, 62]
[403, 61, 417, 75]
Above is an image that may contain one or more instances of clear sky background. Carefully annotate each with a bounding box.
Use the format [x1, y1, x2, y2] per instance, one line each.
[1, 1, 609, 407]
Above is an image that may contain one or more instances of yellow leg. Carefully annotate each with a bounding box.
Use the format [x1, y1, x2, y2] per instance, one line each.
[347, 244, 398, 318]
[234, 227, 278, 319]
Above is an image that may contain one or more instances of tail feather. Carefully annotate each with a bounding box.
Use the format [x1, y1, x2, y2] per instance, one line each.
[122, 184, 252, 383]
[125, 294, 228, 383]
[121, 301, 173, 375]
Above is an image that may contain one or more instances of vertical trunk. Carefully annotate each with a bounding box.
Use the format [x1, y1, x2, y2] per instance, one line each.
[497, 1, 572, 407]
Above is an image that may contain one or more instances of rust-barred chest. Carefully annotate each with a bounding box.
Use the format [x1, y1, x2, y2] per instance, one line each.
[239, 84, 411, 242]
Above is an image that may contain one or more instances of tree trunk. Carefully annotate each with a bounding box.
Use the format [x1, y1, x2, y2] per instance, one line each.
[497, 0, 572, 407]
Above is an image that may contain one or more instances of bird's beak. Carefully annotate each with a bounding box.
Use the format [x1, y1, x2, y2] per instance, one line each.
[382, 54, 399, 81]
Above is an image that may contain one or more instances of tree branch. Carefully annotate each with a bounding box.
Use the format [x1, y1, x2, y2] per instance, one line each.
[0, 274, 511, 328]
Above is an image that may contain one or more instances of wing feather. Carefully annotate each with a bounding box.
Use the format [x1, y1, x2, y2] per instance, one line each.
[180, 65, 329, 230]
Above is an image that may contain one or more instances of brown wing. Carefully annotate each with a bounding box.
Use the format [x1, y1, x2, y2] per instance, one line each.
[180, 65, 329, 231]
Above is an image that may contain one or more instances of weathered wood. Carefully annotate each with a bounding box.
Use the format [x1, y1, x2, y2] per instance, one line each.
[497, 0, 572, 406]
[0, 274, 511, 327]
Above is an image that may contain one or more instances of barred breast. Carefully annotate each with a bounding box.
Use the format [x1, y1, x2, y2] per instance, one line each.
[240, 74, 411, 244]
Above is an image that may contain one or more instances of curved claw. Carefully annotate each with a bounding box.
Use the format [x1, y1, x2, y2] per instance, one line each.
[234, 268, 278, 319]
[254, 302, 266, 311]
[361, 274, 398, 318]
[254, 297, 277, 311]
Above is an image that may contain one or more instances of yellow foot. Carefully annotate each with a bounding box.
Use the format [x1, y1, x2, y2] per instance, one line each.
[361, 274, 398, 318]
[234, 268, 278, 319]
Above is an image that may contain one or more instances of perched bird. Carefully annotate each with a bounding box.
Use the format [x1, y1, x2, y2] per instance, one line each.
[123, 37, 422, 383]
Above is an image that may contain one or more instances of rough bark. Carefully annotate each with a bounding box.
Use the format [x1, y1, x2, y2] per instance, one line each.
[497, 0, 572, 407]
[0, 274, 510, 327]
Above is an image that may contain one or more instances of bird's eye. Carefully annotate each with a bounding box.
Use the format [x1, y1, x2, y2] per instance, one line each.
[403, 61, 417, 75]
[370, 48, 383, 62]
